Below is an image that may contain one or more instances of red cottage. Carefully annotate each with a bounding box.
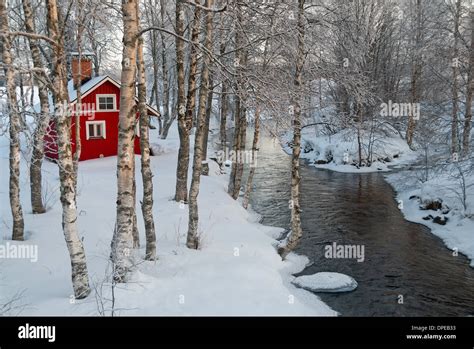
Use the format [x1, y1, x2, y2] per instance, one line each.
[44, 56, 160, 161]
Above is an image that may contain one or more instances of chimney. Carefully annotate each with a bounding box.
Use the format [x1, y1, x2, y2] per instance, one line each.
[71, 53, 93, 88]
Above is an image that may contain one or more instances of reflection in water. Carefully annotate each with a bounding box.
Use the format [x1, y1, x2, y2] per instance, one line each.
[250, 134, 474, 316]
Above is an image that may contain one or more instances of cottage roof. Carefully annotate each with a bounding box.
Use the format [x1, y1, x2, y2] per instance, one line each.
[30, 75, 160, 117]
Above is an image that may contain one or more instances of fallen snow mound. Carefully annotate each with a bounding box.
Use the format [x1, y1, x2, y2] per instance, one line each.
[292, 272, 358, 293]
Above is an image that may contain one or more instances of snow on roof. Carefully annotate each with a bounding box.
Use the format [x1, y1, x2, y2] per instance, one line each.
[67, 75, 108, 103]
[28, 75, 160, 117]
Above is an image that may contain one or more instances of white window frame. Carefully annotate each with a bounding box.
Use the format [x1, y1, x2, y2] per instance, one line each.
[135, 119, 140, 137]
[96, 94, 117, 111]
[86, 120, 106, 140]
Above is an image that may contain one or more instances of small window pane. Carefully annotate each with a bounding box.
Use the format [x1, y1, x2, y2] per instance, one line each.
[88, 124, 95, 137]
[98, 96, 115, 110]
[88, 122, 105, 139]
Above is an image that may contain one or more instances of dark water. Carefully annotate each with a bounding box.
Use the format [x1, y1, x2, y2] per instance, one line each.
[249, 135, 474, 316]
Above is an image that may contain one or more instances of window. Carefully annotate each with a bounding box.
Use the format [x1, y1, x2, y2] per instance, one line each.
[86, 121, 106, 140]
[135, 119, 140, 137]
[96, 94, 116, 111]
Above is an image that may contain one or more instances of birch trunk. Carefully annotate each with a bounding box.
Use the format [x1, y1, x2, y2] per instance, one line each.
[451, 0, 461, 155]
[241, 21, 269, 209]
[178, 0, 201, 187]
[242, 106, 260, 210]
[227, 4, 247, 200]
[132, 178, 140, 248]
[159, 0, 171, 139]
[187, 0, 214, 249]
[202, 74, 214, 163]
[227, 84, 242, 199]
[278, 0, 305, 259]
[137, 36, 156, 260]
[462, 8, 474, 157]
[151, 40, 163, 134]
[112, 0, 139, 282]
[218, 11, 228, 150]
[229, 89, 248, 199]
[174, 0, 189, 202]
[406, 0, 422, 148]
[22, 0, 48, 214]
[185, 1, 201, 135]
[1, 0, 25, 241]
[219, 81, 228, 150]
[46, 0, 90, 298]
[73, 0, 85, 190]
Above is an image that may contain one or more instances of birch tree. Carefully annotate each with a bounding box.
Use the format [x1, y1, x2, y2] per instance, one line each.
[187, 0, 214, 249]
[73, 0, 86, 189]
[46, 0, 90, 298]
[1, 0, 25, 241]
[278, 0, 305, 259]
[175, 0, 202, 200]
[137, 34, 156, 261]
[112, 0, 139, 282]
[227, 3, 247, 200]
[451, 0, 462, 155]
[242, 105, 259, 209]
[462, 5, 474, 156]
[158, 0, 172, 138]
[174, 0, 189, 203]
[406, 0, 424, 148]
[22, 0, 49, 214]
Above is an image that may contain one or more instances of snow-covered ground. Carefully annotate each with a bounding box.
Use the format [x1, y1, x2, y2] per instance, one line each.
[386, 166, 474, 267]
[0, 123, 337, 316]
[282, 125, 418, 173]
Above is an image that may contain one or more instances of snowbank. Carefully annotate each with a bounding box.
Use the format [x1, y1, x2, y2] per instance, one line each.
[0, 123, 336, 316]
[386, 168, 474, 267]
[282, 125, 418, 173]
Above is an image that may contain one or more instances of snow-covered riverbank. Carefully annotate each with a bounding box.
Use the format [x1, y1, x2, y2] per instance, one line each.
[386, 170, 474, 267]
[0, 125, 336, 316]
[282, 126, 474, 267]
[281, 126, 418, 173]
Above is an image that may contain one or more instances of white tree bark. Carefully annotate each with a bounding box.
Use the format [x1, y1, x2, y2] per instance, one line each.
[451, 0, 461, 155]
[137, 35, 156, 260]
[218, 9, 228, 150]
[187, 0, 214, 249]
[406, 0, 423, 148]
[46, 0, 90, 298]
[112, 0, 139, 282]
[1, 0, 25, 241]
[174, 0, 190, 203]
[158, 0, 172, 139]
[228, 3, 247, 200]
[462, 7, 474, 157]
[73, 0, 85, 191]
[278, 0, 305, 260]
[22, 0, 49, 214]
[242, 106, 260, 210]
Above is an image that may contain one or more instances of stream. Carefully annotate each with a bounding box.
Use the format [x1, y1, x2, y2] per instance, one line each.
[248, 134, 474, 316]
